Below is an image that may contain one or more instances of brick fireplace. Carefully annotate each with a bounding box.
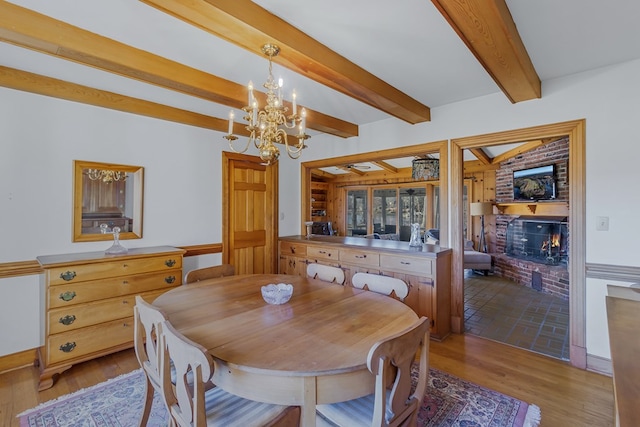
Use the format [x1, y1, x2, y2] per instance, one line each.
[493, 138, 570, 299]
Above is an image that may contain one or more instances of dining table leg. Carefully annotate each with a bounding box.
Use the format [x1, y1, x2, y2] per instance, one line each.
[301, 376, 317, 427]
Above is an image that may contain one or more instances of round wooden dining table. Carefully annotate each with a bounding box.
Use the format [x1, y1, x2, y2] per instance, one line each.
[153, 274, 419, 427]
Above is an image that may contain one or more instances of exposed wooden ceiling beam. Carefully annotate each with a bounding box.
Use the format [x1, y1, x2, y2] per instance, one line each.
[310, 169, 336, 180]
[337, 165, 367, 176]
[0, 1, 357, 138]
[372, 161, 398, 173]
[431, 0, 541, 103]
[469, 148, 492, 165]
[0, 65, 250, 135]
[141, 0, 431, 124]
[0, 64, 307, 146]
[491, 139, 546, 164]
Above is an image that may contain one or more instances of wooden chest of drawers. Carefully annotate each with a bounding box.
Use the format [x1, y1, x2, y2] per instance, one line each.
[36, 245, 184, 390]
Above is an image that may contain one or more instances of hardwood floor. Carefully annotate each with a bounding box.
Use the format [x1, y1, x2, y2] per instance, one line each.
[1, 334, 614, 426]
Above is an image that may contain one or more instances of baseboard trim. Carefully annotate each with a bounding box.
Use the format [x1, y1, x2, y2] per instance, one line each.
[0, 348, 37, 374]
[587, 353, 612, 376]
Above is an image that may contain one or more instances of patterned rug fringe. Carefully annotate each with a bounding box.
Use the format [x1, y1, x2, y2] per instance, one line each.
[524, 404, 542, 427]
[17, 369, 142, 417]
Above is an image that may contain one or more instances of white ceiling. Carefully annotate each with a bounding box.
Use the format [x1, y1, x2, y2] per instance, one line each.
[3, 0, 640, 154]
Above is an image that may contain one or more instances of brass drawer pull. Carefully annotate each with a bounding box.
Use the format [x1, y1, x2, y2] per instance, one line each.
[165, 276, 176, 284]
[319, 250, 327, 254]
[355, 255, 367, 259]
[59, 291, 77, 302]
[60, 271, 76, 281]
[58, 314, 76, 326]
[400, 261, 411, 265]
[59, 342, 76, 353]
[165, 259, 177, 267]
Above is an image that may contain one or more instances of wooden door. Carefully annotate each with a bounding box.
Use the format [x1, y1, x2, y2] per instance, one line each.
[222, 152, 278, 274]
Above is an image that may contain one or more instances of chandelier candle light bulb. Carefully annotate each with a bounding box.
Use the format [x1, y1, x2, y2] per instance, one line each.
[224, 43, 310, 165]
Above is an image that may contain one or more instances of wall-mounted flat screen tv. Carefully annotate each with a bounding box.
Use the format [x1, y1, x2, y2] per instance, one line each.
[513, 164, 556, 201]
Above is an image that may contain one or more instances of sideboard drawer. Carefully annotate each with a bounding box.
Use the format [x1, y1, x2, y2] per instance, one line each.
[48, 270, 181, 309]
[47, 255, 183, 286]
[307, 245, 338, 261]
[47, 289, 167, 334]
[46, 317, 134, 365]
[339, 249, 380, 267]
[280, 240, 307, 257]
[380, 254, 432, 275]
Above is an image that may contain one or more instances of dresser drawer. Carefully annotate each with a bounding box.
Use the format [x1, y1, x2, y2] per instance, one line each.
[339, 249, 380, 267]
[47, 289, 167, 334]
[46, 317, 134, 365]
[47, 255, 183, 286]
[380, 254, 432, 275]
[48, 271, 181, 308]
[280, 241, 307, 257]
[307, 245, 338, 261]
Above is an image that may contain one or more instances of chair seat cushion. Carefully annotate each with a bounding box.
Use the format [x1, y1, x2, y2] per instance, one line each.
[316, 393, 376, 427]
[204, 386, 290, 427]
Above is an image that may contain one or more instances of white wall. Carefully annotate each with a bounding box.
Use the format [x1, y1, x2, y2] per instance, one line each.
[2, 59, 640, 359]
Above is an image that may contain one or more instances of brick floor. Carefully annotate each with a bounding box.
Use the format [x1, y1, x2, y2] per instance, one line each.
[464, 270, 570, 360]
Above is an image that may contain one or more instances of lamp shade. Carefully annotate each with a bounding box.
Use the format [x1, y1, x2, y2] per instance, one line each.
[470, 202, 493, 216]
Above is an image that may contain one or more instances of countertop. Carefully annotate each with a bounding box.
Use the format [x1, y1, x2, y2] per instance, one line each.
[280, 235, 451, 258]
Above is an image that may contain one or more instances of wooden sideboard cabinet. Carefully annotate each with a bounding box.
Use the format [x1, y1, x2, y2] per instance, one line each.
[279, 236, 452, 340]
[36, 245, 185, 391]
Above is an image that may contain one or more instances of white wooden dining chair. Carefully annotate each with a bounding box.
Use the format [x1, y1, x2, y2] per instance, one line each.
[158, 320, 301, 427]
[316, 316, 430, 427]
[184, 264, 235, 284]
[134, 295, 175, 427]
[307, 263, 345, 285]
[351, 272, 409, 301]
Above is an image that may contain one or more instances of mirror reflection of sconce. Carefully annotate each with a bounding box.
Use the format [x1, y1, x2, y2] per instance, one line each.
[73, 160, 144, 242]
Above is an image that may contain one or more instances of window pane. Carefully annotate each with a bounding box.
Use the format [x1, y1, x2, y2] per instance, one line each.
[346, 189, 368, 236]
[373, 188, 397, 235]
[399, 187, 426, 241]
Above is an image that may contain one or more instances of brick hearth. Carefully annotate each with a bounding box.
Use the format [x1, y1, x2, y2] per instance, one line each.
[493, 254, 569, 299]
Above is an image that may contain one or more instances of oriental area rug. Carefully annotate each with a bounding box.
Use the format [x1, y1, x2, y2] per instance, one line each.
[19, 367, 540, 427]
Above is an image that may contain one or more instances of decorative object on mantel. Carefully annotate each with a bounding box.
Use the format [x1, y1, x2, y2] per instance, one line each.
[224, 43, 310, 165]
[412, 158, 439, 180]
[100, 224, 128, 254]
[470, 201, 493, 253]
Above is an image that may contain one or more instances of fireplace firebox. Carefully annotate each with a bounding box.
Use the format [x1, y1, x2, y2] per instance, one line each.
[505, 216, 568, 266]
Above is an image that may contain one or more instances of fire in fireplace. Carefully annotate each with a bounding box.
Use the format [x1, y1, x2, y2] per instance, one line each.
[505, 216, 568, 266]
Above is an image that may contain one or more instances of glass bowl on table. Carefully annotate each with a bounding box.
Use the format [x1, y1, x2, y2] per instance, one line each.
[261, 283, 293, 305]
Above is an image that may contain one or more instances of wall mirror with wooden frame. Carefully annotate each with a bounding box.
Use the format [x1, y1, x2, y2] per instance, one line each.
[73, 160, 144, 242]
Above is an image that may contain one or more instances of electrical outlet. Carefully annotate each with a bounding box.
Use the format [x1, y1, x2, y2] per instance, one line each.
[596, 216, 609, 231]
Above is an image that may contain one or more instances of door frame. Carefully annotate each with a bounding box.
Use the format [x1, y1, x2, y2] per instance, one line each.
[451, 119, 586, 369]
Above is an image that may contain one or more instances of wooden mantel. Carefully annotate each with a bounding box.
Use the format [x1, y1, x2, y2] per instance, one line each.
[495, 201, 569, 216]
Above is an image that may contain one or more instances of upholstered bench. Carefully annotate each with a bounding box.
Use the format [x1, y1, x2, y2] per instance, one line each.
[464, 240, 492, 273]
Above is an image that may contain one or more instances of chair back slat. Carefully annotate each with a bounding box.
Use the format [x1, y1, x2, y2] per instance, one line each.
[159, 321, 213, 427]
[307, 263, 345, 285]
[185, 264, 235, 284]
[368, 317, 430, 426]
[134, 296, 168, 382]
[352, 272, 409, 300]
